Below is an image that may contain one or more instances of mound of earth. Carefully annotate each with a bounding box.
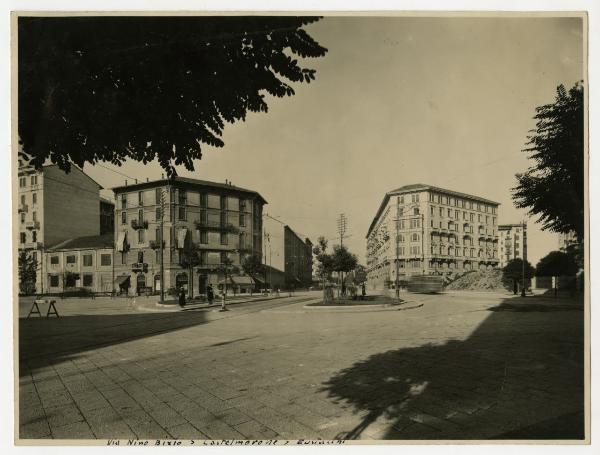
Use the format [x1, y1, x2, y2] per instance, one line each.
[445, 269, 507, 291]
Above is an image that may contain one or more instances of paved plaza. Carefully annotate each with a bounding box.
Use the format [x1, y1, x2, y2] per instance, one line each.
[18, 291, 584, 441]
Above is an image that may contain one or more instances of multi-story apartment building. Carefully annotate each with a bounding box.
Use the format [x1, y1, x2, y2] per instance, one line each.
[100, 197, 115, 235]
[17, 161, 103, 293]
[558, 231, 578, 251]
[366, 184, 500, 290]
[44, 234, 114, 293]
[498, 223, 528, 267]
[111, 177, 266, 296]
[263, 218, 313, 289]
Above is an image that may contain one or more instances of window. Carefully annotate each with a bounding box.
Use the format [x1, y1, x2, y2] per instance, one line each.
[50, 275, 59, 287]
[448, 209, 452, 217]
[439, 207, 443, 217]
[50, 255, 59, 265]
[455, 210, 459, 219]
[463, 212, 467, 220]
[200, 230, 208, 244]
[449, 198, 454, 206]
[19, 177, 26, 187]
[220, 211, 227, 226]
[138, 251, 144, 263]
[410, 218, 420, 229]
[239, 213, 246, 227]
[20, 212, 25, 223]
[138, 209, 144, 223]
[121, 252, 127, 265]
[66, 255, 76, 264]
[429, 193, 434, 202]
[430, 206, 435, 216]
[200, 251, 208, 266]
[101, 254, 111, 266]
[178, 207, 186, 220]
[397, 234, 405, 243]
[31, 175, 37, 185]
[32, 211, 37, 222]
[413, 208, 420, 216]
[83, 274, 93, 287]
[155, 188, 162, 205]
[200, 193, 208, 208]
[121, 194, 127, 209]
[83, 254, 93, 267]
[239, 233, 245, 249]
[178, 189, 187, 206]
[397, 247, 405, 256]
[470, 213, 475, 222]
[138, 229, 145, 244]
[410, 246, 421, 255]
[220, 232, 228, 245]
[220, 195, 227, 210]
[21, 195, 25, 205]
[411, 194, 419, 203]
[31, 231, 37, 243]
[239, 199, 246, 211]
[138, 191, 144, 206]
[220, 251, 228, 264]
[411, 233, 420, 242]
[32, 193, 37, 205]
[156, 207, 161, 220]
[399, 196, 404, 204]
[121, 212, 127, 224]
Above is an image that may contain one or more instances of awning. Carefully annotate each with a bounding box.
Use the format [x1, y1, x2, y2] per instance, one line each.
[177, 228, 188, 249]
[116, 232, 127, 252]
[115, 275, 130, 285]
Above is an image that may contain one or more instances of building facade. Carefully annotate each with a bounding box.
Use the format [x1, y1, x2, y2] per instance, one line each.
[100, 197, 115, 235]
[111, 177, 266, 297]
[18, 162, 103, 293]
[44, 234, 114, 293]
[558, 231, 578, 251]
[366, 184, 500, 290]
[263, 217, 313, 289]
[498, 223, 528, 267]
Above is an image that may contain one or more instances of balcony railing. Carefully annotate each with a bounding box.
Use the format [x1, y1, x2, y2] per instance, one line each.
[18, 204, 28, 213]
[194, 220, 239, 233]
[131, 219, 149, 230]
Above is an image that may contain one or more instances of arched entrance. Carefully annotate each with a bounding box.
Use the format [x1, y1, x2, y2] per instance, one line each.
[136, 274, 146, 295]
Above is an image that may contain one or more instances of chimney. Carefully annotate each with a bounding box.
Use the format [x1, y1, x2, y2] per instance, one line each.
[146, 178, 149, 182]
[135, 179, 138, 184]
[125, 180, 128, 186]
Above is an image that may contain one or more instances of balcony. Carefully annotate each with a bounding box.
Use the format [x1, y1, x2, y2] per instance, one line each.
[25, 220, 40, 230]
[131, 262, 148, 272]
[22, 241, 43, 250]
[131, 219, 149, 230]
[18, 204, 28, 213]
[149, 240, 165, 250]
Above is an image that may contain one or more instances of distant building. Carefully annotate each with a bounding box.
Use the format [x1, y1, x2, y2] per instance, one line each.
[366, 184, 500, 290]
[18, 161, 103, 293]
[44, 234, 114, 293]
[100, 197, 115, 235]
[498, 223, 528, 267]
[263, 217, 313, 289]
[558, 231, 578, 251]
[111, 177, 266, 296]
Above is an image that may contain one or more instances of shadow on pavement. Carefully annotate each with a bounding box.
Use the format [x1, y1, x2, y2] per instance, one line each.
[321, 296, 584, 440]
[19, 309, 209, 371]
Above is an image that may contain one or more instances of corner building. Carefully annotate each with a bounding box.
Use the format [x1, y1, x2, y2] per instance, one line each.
[366, 184, 500, 290]
[112, 177, 265, 296]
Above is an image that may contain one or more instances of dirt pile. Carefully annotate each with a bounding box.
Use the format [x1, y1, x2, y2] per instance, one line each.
[445, 269, 507, 291]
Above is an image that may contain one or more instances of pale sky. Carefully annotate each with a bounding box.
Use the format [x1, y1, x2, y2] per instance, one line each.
[83, 16, 584, 266]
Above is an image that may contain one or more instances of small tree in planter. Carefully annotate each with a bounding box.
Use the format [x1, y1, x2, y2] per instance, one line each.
[313, 237, 334, 302]
[331, 245, 358, 297]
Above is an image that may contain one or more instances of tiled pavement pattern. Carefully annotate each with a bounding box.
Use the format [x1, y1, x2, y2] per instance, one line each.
[18, 291, 584, 440]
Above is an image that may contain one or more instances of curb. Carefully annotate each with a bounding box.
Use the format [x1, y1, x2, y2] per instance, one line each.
[134, 295, 290, 313]
[302, 301, 424, 313]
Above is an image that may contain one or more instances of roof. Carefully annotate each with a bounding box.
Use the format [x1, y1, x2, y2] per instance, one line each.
[18, 163, 103, 189]
[366, 184, 501, 238]
[47, 233, 114, 251]
[284, 225, 312, 246]
[111, 176, 267, 204]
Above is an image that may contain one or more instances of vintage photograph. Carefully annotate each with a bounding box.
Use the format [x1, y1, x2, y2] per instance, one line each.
[14, 12, 587, 443]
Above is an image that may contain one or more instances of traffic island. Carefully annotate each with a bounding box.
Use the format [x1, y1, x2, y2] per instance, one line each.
[304, 295, 424, 312]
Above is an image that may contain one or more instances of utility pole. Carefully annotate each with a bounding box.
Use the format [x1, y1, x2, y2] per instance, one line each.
[521, 219, 526, 297]
[159, 188, 165, 304]
[336, 213, 348, 296]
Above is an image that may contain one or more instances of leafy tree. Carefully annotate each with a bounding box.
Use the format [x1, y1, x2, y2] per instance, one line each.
[331, 245, 358, 296]
[536, 250, 578, 295]
[216, 255, 240, 297]
[18, 251, 37, 295]
[18, 16, 327, 176]
[502, 258, 535, 295]
[179, 242, 201, 298]
[352, 264, 368, 285]
[512, 82, 584, 240]
[241, 253, 265, 294]
[313, 236, 334, 299]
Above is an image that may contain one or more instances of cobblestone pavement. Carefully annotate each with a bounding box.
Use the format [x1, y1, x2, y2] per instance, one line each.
[18, 291, 585, 441]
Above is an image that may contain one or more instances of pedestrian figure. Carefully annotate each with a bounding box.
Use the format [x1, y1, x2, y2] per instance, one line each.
[361, 283, 366, 300]
[207, 284, 214, 306]
[178, 288, 186, 308]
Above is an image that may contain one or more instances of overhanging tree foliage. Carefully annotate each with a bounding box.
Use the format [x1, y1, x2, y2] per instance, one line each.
[512, 81, 584, 239]
[18, 16, 327, 176]
[536, 251, 578, 278]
